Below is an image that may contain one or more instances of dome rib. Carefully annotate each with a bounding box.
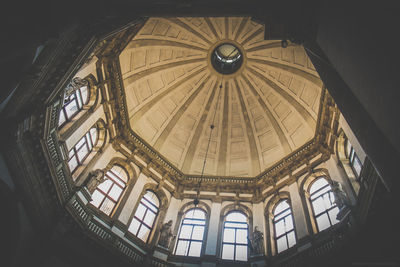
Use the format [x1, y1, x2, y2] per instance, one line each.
[240, 74, 292, 154]
[129, 65, 207, 124]
[120, 16, 324, 177]
[181, 80, 220, 172]
[153, 74, 212, 150]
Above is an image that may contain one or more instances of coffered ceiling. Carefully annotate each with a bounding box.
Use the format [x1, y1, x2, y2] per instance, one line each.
[119, 17, 323, 177]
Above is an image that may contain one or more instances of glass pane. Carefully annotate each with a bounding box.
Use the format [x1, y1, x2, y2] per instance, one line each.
[274, 200, 290, 215]
[275, 219, 285, 236]
[310, 178, 329, 194]
[191, 226, 204, 241]
[312, 197, 326, 215]
[108, 185, 123, 201]
[285, 215, 294, 231]
[226, 212, 246, 222]
[311, 185, 330, 199]
[275, 209, 291, 221]
[222, 244, 234, 260]
[68, 157, 78, 172]
[144, 191, 160, 207]
[90, 127, 98, 145]
[111, 166, 128, 183]
[287, 231, 296, 248]
[58, 110, 66, 125]
[190, 209, 206, 219]
[77, 91, 83, 108]
[345, 140, 352, 157]
[97, 179, 112, 193]
[328, 207, 340, 225]
[316, 213, 330, 232]
[128, 218, 140, 234]
[179, 225, 192, 239]
[77, 145, 89, 162]
[65, 101, 78, 118]
[236, 229, 248, 244]
[100, 197, 115, 216]
[68, 149, 75, 159]
[137, 225, 151, 241]
[223, 228, 235, 243]
[75, 136, 87, 150]
[143, 210, 156, 226]
[322, 192, 334, 209]
[91, 190, 104, 208]
[353, 155, 362, 176]
[188, 241, 202, 257]
[134, 203, 147, 221]
[184, 219, 206, 225]
[277, 236, 288, 253]
[235, 245, 247, 261]
[107, 171, 126, 187]
[225, 222, 247, 228]
[142, 198, 158, 213]
[81, 86, 89, 104]
[175, 240, 189, 256]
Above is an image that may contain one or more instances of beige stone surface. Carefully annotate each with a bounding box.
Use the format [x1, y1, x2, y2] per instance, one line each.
[120, 17, 323, 177]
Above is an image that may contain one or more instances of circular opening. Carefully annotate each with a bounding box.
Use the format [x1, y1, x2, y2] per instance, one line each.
[211, 43, 243, 74]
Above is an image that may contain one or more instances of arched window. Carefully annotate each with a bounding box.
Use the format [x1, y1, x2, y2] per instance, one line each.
[128, 190, 160, 242]
[273, 200, 296, 253]
[90, 165, 128, 216]
[221, 211, 248, 261]
[345, 139, 362, 178]
[59, 81, 89, 127]
[175, 208, 206, 257]
[68, 127, 98, 173]
[309, 177, 339, 232]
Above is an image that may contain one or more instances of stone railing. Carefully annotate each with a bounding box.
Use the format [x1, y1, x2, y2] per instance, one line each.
[67, 192, 174, 266]
[44, 99, 173, 267]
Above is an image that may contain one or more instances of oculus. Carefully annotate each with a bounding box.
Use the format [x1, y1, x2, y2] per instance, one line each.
[211, 43, 243, 74]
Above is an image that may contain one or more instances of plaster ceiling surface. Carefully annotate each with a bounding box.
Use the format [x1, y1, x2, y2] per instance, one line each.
[119, 17, 323, 177]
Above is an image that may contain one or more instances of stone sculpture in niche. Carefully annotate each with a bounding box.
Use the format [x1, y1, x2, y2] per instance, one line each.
[158, 220, 173, 248]
[85, 169, 105, 194]
[251, 226, 264, 255]
[332, 181, 351, 220]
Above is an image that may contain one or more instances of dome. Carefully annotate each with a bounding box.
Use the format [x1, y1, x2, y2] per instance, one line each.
[119, 17, 323, 177]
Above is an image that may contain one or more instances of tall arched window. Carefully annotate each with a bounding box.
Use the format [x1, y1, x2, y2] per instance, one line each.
[221, 211, 248, 261]
[128, 190, 160, 242]
[273, 200, 296, 253]
[59, 81, 89, 127]
[90, 165, 128, 216]
[175, 208, 206, 257]
[309, 177, 339, 232]
[68, 127, 98, 173]
[345, 139, 362, 178]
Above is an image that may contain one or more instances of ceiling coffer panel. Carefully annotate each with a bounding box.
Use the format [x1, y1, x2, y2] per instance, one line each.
[120, 17, 323, 177]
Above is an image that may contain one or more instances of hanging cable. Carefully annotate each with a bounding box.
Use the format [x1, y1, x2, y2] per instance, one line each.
[180, 79, 223, 265]
[194, 79, 223, 206]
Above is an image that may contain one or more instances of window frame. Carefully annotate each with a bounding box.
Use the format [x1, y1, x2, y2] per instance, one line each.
[59, 84, 89, 128]
[221, 211, 249, 262]
[345, 139, 362, 178]
[67, 127, 98, 174]
[128, 190, 160, 243]
[174, 208, 207, 257]
[309, 177, 339, 232]
[91, 166, 128, 216]
[272, 200, 296, 254]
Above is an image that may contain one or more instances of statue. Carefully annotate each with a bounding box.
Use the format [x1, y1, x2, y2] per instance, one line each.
[251, 226, 264, 255]
[332, 181, 351, 220]
[158, 220, 173, 248]
[85, 169, 105, 194]
[331, 181, 349, 210]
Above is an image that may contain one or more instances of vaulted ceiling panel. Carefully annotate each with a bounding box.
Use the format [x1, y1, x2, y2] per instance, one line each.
[119, 17, 324, 177]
